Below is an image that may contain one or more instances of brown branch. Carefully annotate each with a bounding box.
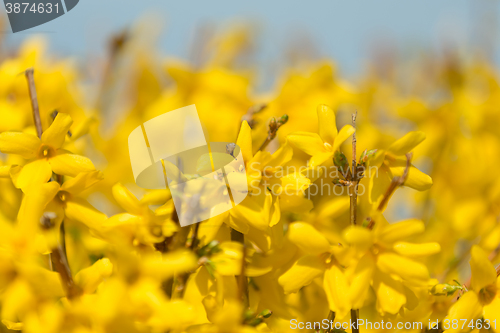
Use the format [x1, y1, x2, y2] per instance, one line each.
[348, 113, 361, 330]
[350, 111, 358, 225]
[25, 68, 43, 138]
[377, 152, 412, 212]
[241, 103, 266, 130]
[351, 309, 360, 333]
[367, 153, 412, 230]
[189, 222, 200, 251]
[258, 115, 288, 151]
[40, 213, 81, 299]
[325, 311, 336, 333]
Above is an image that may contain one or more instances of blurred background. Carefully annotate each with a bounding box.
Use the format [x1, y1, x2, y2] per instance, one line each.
[2, 0, 499, 89]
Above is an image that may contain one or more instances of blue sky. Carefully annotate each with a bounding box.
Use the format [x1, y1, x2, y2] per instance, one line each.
[2, 0, 498, 80]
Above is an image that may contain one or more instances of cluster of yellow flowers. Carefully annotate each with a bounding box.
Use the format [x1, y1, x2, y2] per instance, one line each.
[0, 27, 499, 333]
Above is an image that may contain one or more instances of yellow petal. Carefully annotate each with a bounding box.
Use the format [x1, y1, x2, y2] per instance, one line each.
[229, 190, 271, 231]
[227, 214, 250, 234]
[49, 150, 95, 177]
[18, 263, 65, 298]
[376, 219, 424, 245]
[287, 222, 330, 255]
[0, 132, 40, 159]
[332, 124, 355, 151]
[101, 213, 141, 240]
[12, 159, 52, 191]
[343, 226, 373, 252]
[111, 183, 143, 215]
[0, 165, 11, 177]
[1, 320, 23, 330]
[75, 258, 113, 294]
[387, 131, 426, 156]
[279, 193, 313, 214]
[317, 104, 337, 145]
[155, 200, 175, 216]
[393, 242, 441, 257]
[267, 141, 293, 169]
[444, 291, 483, 333]
[1, 280, 35, 322]
[60, 170, 103, 194]
[65, 197, 107, 230]
[373, 269, 406, 315]
[142, 250, 198, 280]
[280, 172, 311, 195]
[310, 152, 334, 167]
[287, 132, 327, 156]
[390, 164, 433, 191]
[368, 164, 393, 206]
[17, 182, 60, 233]
[470, 245, 497, 292]
[317, 196, 350, 220]
[278, 255, 325, 293]
[236, 120, 253, 163]
[269, 194, 281, 228]
[483, 296, 500, 328]
[198, 213, 225, 245]
[41, 113, 73, 149]
[69, 116, 95, 141]
[377, 252, 429, 283]
[139, 189, 172, 205]
[324, 265, 350, 318]
[350, 254, 375, 309]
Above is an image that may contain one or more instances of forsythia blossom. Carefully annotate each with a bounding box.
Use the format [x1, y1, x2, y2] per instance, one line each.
[0, 29, 498, 333]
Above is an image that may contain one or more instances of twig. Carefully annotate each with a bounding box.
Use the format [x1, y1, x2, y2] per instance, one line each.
[258, 115, 288, 151]
[25, 68, 43, 138]
[26, 68, 68, 273]
[367, 153, 412, 230]
[189, 223, 200, 251]
[40, 213, 81, 299]
[241, 104, 267, 130]
[377, 152, 412, 212]
[350, 111, 358, 225]
[352, 111, 357, 177]
[325, 311, 336, 333]
[348, 113, 360, 332]
[351, 309, 360, 333]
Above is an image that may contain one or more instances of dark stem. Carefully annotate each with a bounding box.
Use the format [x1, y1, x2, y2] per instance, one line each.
[351, 309, 360, 333]
[25, 68, 43, 138]
[258, 115, 288, 152]
[258, 135, 274, 152]
[350, 111, 358, 226]
[231, 228, 248, 306]
[349, 113, 360, 331]
[325, 311, 336, 333]
[40, 214, 81, 299]
[367, 153, 412, 230]
[189, 222, 200, 251]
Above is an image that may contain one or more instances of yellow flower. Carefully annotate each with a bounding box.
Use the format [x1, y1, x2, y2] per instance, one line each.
[17, 171, 106, 246]
[0, 113, 94, 191]
[287, 104, 355, 167]
[101, 183, 178, 247]
[278, 221, 352, 319]
[198, 121, 288, 250]
[343, 219, 440, 315]
[444, 246, 500, 333]
[367, 131, 433, 208]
